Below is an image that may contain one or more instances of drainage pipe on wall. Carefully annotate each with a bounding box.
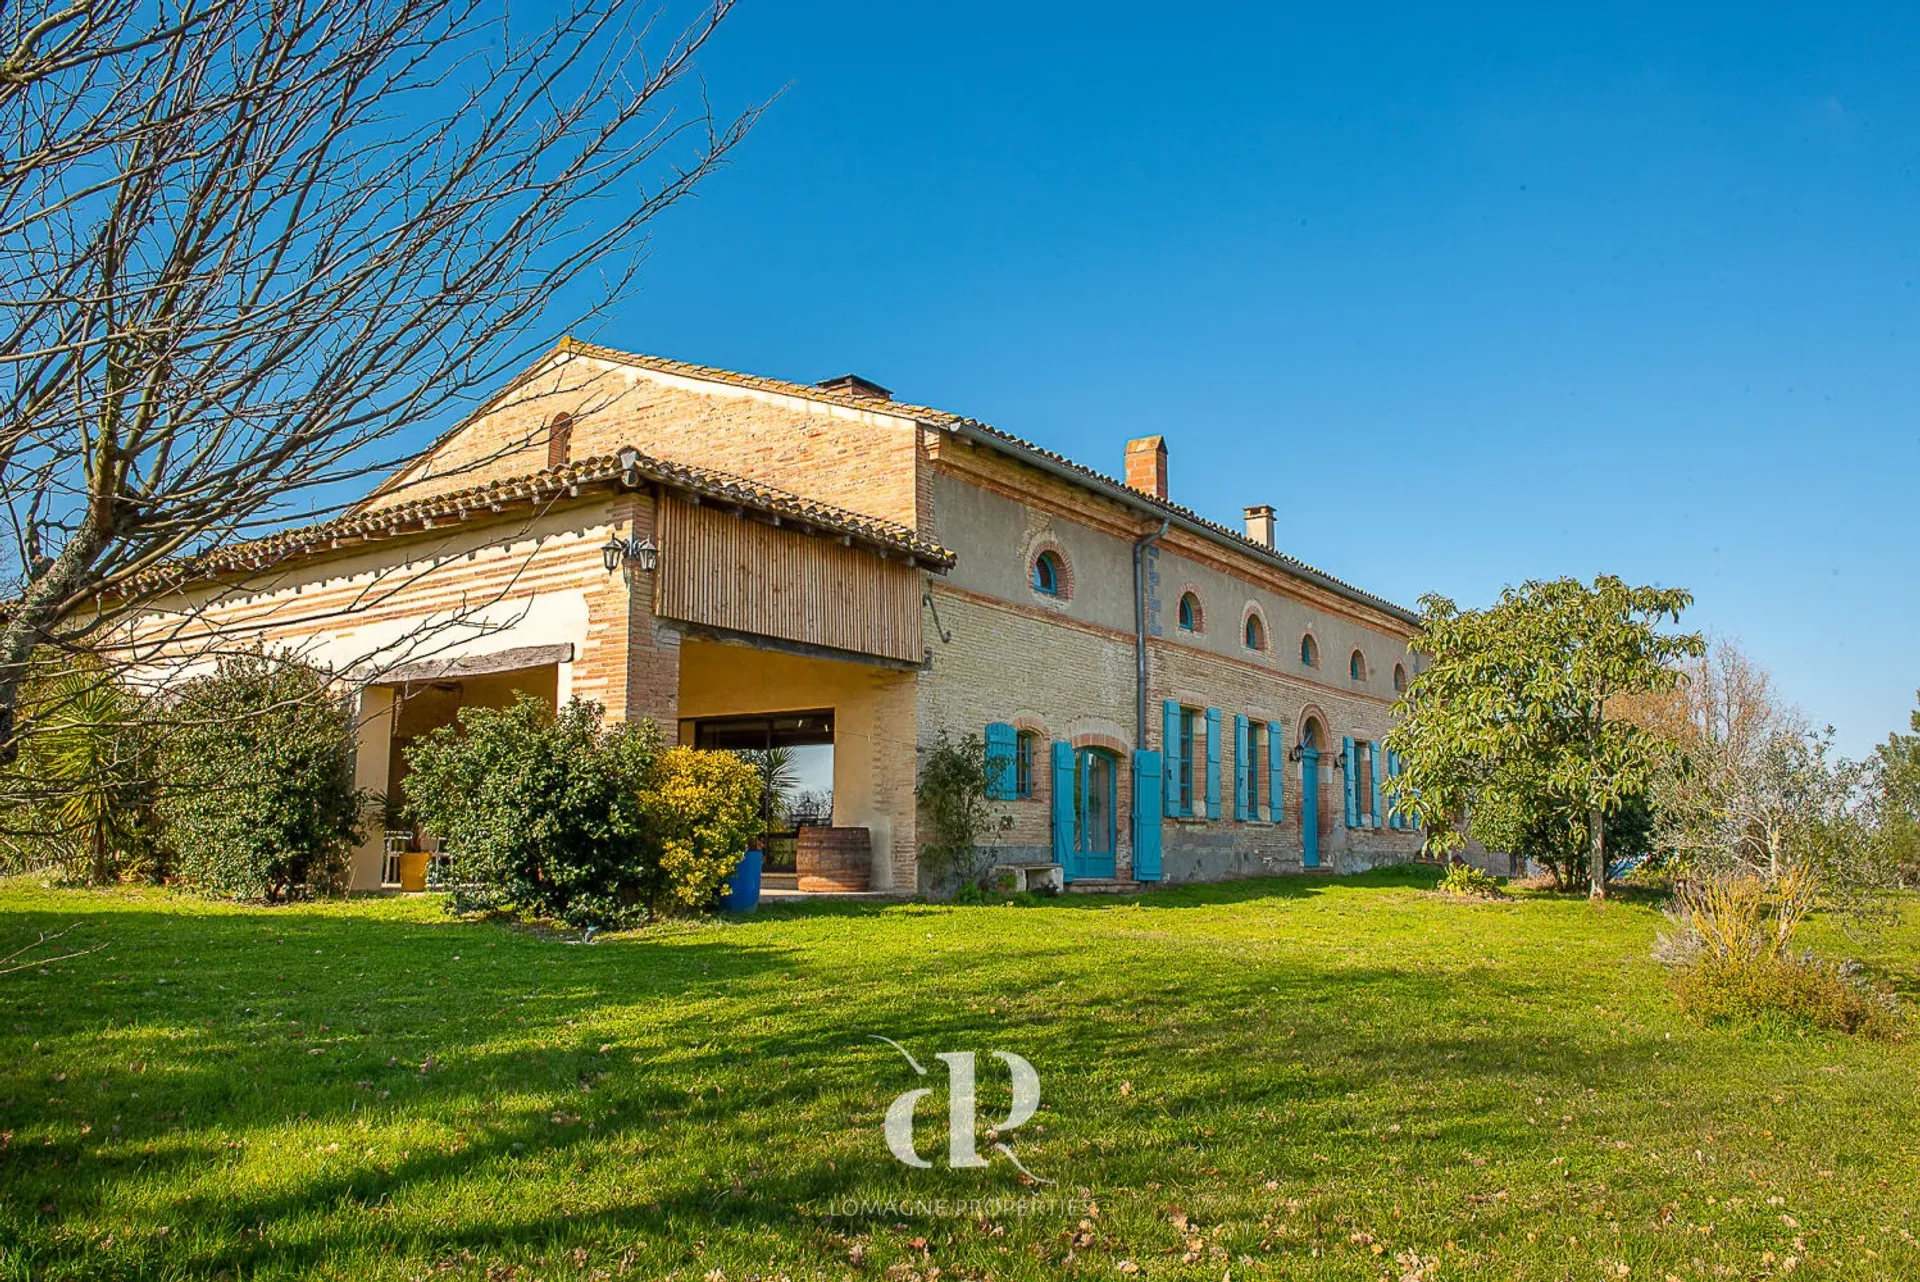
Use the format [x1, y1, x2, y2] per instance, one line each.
[1132, 519, 1170, 750]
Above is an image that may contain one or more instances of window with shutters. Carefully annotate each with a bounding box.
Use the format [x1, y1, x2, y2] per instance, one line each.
[1350, 649, 1368, 681]
[1177, 707, 1197, 816]
[1177, 592, 1202, 632]
[1393, 662, 1407, 692]
[1245, 719, 1263, 817]
[546, 413, 573, 470]
[1300, 633, 1319, 668]
[1015, 731, 1036, 798]
[1359, 744, 1375, 822]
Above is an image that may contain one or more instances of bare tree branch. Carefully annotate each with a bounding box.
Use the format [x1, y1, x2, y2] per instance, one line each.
[0, 0, 761, 756]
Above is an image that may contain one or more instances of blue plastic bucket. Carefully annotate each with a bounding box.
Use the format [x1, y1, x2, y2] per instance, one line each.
[720, 848, 763, 913]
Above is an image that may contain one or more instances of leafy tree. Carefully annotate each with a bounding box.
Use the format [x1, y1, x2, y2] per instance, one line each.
[1868, 694, 1920, 885]
[158, 652, 362, 901]
[404, 696, 660, 928]
[1386, 576, 1704, 898]
[1469, 771, 1652, 891]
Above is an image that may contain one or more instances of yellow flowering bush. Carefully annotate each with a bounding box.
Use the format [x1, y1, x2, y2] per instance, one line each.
[641, 746, 763, 912]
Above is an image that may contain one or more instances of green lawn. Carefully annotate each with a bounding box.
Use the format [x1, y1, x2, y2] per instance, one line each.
[3, 870, 1917, 1281]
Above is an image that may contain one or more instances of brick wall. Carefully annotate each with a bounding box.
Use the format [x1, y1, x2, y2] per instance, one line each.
[369, 352, 927, 534]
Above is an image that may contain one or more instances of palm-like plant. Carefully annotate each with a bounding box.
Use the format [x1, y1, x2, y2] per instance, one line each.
[3, 658, 155, 884]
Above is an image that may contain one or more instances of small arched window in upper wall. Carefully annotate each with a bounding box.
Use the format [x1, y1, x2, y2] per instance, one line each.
[1177, 592, 1201, 632]
[1244, 612, 1267, 652]
[1032, 550, 1064, 596]
[1350, 650, 1368, 682]
[1393, 663, 1408, 693]
[546, 412, 573, 470]
[1300, 634, 1319, 668]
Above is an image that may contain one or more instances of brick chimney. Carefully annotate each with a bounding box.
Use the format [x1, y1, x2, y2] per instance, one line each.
[815, 373, 892, 401]
[1125, 436, 1168, 500]
[1244, 503, 1276, 549]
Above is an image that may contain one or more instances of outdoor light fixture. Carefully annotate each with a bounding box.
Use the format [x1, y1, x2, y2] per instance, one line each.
[1286, 745, 1304, 763]
[1333, 751, 1347, 769]
[600, 533, 658, 575]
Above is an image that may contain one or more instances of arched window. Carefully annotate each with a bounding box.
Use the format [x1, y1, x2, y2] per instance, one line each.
[546, 412, 573, 469]
[1031, 551, 1064, 596]
[1177, 592, 1201, 632]
[1299, 634, 1319, 668]
[1244, 612, 1267, 652]
[1350, 650, 1367, 682]
[1301, 720, 1321, 750]
[1393, 663, 1407, 693]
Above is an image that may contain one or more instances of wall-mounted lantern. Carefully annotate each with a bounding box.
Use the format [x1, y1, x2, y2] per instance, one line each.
[600, 533, 658, 575]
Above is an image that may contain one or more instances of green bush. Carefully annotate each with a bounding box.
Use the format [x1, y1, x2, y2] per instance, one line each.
[642, 746, 762, 912]
[1670, 952, 1902, 1038]
[1437, 862, 1505, 898]
[0, 655, 159, 885]
[403, 698, 760, 927]
[404, 696, 660, 928]
[157, 652, 362, 901]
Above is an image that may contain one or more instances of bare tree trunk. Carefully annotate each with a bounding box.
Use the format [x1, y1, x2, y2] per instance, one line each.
[1588, 803, 1607, 900]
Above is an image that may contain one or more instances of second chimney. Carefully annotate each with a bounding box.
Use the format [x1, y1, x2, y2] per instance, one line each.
[1125, 436, 1168, 500]
[1244, 504, 1276, 549]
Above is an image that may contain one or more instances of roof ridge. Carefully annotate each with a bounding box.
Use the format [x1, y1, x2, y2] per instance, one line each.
[558, 339, 1415, 623]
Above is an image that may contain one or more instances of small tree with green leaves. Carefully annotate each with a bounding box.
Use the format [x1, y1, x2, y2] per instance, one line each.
[916, 732, 1014, 893]
[403, 696, 661, 928]
[157, 651, 363, 902]
[1386, 576, 1704, 899]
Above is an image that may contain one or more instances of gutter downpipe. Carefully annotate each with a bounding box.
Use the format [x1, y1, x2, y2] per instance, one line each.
[1133, 518, 1170, 750]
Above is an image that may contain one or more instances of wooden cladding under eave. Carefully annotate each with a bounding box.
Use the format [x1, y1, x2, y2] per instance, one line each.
[653, 496, 925, 664]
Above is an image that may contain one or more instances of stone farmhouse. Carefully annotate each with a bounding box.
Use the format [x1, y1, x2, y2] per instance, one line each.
[139, 339, 1426, 893]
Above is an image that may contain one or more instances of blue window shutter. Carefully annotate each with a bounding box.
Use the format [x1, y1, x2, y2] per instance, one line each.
[1342, 735, 1358, 827]
[1204, 709, 1222, 819]
[1050, 740, 1076, 875]
[984, 722, 1017, 801]
[1233, 715, 1250, 820]
[1162, 700, 1181, 818]
[1267, 721, 1284, 822]
[1371, 742, 1385, 829]
[1132, 750, 1163, 880]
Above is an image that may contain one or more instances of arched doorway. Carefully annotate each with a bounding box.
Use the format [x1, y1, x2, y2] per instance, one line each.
[1299, 718, 1325, 868]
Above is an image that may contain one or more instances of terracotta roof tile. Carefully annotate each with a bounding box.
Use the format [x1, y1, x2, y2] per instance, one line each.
[140, 447, 953, 591]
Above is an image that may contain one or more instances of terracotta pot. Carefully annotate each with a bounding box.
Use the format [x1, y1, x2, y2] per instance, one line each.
[795, 826, 871, 892]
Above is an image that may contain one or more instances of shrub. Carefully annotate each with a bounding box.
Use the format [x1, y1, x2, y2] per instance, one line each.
[640, 746, 762, 912]
[915, 732, 1013, 893]
[0, 655, 159, 885]
[1656, 871, 1904, 1038]
[1669, 952, 1901, 1038]
[403, 696, 659, 929]
[157, 652, 362, 901]
[1436, 862, 1504, 898]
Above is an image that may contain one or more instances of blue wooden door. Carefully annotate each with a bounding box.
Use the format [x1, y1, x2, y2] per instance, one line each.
[1300, 747, 1321, 868]
[1074, 748, 1117, 878]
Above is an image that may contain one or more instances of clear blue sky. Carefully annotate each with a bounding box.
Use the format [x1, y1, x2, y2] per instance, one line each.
[563, 1, 1920, 758]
